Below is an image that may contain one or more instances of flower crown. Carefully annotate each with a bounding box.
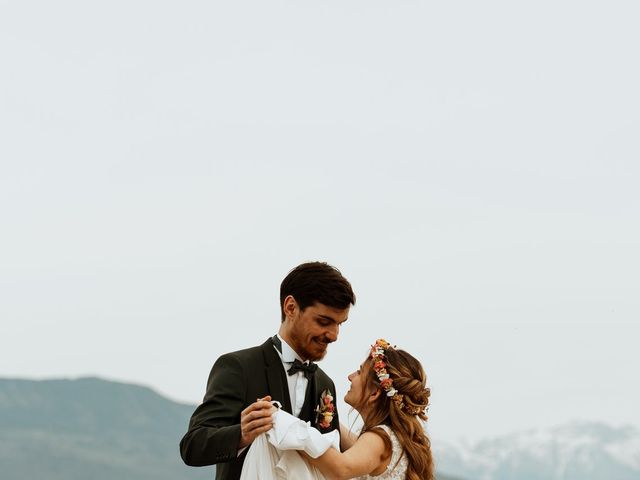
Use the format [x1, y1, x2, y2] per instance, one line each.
[370, 338, 425, 416]
[370, 339, 397, 395]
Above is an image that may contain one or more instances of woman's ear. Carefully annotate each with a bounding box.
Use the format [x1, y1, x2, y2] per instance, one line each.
[368, 388, 381, 404]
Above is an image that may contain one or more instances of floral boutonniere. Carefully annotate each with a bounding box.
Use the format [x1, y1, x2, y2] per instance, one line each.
[315, 389, 335, 430]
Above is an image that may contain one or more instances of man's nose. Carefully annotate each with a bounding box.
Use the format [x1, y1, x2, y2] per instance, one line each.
[325, 324, 339, 342]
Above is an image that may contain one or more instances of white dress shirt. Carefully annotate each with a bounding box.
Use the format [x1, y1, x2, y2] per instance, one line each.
[274, 334, 310, 418]
[237, 336, 312, 457]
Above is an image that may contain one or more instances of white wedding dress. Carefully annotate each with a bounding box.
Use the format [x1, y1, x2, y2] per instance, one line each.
[240, 409, 340, 480]
[354, 425, 408, 480]
[240, 411, 408, 480]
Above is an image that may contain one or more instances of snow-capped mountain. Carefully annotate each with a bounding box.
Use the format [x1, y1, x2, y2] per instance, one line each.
[434, 422, 640, 480]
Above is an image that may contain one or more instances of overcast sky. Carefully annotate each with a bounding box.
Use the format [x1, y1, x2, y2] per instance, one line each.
[1, 0, 638, 443]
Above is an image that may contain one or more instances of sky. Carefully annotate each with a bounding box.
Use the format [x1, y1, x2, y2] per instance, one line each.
[1, 1, 639, 443]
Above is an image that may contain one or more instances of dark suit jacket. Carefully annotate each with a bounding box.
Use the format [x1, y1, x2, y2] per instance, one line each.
[180, 338, 340, 480]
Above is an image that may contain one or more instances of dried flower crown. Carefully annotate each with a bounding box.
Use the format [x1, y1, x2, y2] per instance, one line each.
[370, 339, 398, 396]
[370, 338, 425, 416]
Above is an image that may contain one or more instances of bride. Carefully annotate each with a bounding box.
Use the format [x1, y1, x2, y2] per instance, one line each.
[240, 339, 435, 480]
[303, 338, 434, 480]
[241, 338, 434, 480]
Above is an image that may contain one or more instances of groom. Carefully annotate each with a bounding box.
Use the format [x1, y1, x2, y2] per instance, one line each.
[180, 261, 356, 480]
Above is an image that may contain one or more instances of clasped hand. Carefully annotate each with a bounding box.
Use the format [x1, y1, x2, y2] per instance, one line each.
[239, 395, 278, 449]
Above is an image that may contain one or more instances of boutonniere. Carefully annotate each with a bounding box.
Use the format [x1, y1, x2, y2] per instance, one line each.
[315, 389, 335, 430]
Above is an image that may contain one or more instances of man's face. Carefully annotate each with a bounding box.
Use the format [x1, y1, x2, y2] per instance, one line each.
[283, 298, 350, 361]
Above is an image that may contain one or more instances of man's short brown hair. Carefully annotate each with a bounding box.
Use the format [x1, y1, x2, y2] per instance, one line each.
[279, 262, 356, 321]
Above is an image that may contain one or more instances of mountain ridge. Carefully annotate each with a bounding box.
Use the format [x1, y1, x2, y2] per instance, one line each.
[13, 376, 638, 480]
[434, 421, 640, 480]
[0, 376, 211, 480]
[0, 376, 463, 480]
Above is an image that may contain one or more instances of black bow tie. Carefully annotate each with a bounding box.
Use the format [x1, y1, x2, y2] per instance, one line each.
[287, 359, 318, 379]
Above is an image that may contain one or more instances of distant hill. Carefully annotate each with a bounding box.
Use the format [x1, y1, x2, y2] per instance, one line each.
[0, 377, 461, 480]
[435, 421, 640, 480]
[4, 376, 638, 480]
[0, 377, 212, 480]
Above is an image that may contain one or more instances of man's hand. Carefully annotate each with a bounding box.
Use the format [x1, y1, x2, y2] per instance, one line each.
[238, 395, 277, 449]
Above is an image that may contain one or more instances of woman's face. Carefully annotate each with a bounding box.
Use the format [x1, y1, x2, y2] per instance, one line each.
[344, 361, 370, 409]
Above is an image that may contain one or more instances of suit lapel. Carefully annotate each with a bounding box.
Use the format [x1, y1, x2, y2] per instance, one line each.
[261, 338, 293, 414]
[298, 372, 318, 424]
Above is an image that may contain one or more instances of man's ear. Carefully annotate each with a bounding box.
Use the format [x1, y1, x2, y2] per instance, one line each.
[282, 295, 299, 321]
